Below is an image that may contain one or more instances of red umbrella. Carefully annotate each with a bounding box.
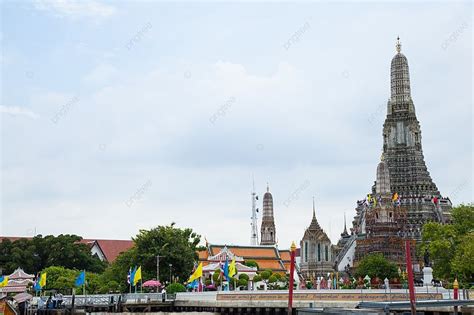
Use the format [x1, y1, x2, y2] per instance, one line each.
[142, 280, 161, 287]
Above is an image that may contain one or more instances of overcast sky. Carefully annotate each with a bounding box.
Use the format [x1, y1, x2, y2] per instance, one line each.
[1, 1, 472, 248]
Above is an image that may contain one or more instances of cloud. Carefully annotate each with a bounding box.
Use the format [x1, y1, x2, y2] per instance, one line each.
[0, 106, 39, 119]
[33, 0, 117, 19]
[83, 64, 119, 85]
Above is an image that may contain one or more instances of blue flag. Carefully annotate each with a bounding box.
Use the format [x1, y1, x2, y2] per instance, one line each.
[75, 271, 85, 287]
[34, 274, 42, 291]
[223, 259, 229, 281]
[130, 266, 137, 286]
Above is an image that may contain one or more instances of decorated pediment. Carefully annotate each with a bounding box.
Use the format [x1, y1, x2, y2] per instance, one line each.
[208, 246, 244, 262]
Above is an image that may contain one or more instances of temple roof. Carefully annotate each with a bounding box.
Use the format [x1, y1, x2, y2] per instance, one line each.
[207, 246, 244, 262]
[198, 243, 287, 273]
[302, 199, 330, 243]
[8, 268, 34, 280]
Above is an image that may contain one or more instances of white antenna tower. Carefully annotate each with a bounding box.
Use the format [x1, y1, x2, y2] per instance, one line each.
[250, 176, 259, 245]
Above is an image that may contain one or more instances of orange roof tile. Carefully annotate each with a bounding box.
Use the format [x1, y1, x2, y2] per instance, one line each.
[279, 250, 291, 261]
[198, 249, 209, 260]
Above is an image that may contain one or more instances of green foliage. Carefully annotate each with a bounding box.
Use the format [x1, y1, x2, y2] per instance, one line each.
[421, 204, 474, 284]
[451, 232, 474, 283]
[0, 235, 106, 274]
[101, 223, 201, 292]
[131, 223, 201, 283]
[355, 253, 398, 280]
[166, 283, 186, 294]
[252, 275, 262, 282]
[243, 260, 259, 269]
[41, 266, 76, 293]
[268, 275, 278, 283]
[212, 270, 220, 282]
[238, 278, 248, 288]
[260, 270, 272, 280]
[238, 273, 249, 281]
[40, 266, 107, 294]
[99, 249, 136, 292]
[274, 273, 282, 280]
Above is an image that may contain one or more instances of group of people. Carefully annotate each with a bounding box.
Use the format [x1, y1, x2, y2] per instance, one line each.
[38, 292, 63, 309]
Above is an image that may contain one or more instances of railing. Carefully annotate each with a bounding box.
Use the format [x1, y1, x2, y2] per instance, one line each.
[33, 293, 176, 308]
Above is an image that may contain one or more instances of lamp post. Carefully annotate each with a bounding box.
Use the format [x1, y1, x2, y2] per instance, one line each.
[156, 255, 164, 282]
[169, 264, 173, 283]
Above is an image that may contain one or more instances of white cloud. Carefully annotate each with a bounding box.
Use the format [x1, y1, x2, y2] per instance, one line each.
[33, 0, 117, 19]
[0, 105, 39, 119]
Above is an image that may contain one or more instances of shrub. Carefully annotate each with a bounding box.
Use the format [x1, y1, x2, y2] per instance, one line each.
[239, 273, 249, 281]
[166, 283, 186, 294]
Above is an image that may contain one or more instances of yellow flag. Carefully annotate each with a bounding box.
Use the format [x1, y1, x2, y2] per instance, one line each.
[229, 257, 236, 277]
[187, 262, 203, 283]
[0, 276, 9, 287]
[392, 192, 399, 201]
[40, 273, 47, 287]
[133, 266, 142, 285]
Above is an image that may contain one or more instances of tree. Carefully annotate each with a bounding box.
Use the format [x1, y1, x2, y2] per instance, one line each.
[166, 283, 186, 294]
[238, 278, 248, 288]
[252, 275, 262, 282]
[238, 273, 249, 281]
[100, 223, 201, 292]
[355, 253, 398, 280]
[40, 266, 76, 294]
[260, 270, 272, 282]
[0, 235, 106, 274]
[132, 223, 201, 283]
[244, 260, 259, 269]
[421, 204, 474, 285]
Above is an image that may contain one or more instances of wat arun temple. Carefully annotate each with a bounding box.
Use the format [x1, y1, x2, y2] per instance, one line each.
[334, 39, 453, 273]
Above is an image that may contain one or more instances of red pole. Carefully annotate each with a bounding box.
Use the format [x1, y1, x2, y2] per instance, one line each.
[288, 242, 296, 315]
[405, 240, 416, 315]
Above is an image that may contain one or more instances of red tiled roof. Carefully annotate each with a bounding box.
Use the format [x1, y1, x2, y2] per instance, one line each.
[83, 239, 134, 262]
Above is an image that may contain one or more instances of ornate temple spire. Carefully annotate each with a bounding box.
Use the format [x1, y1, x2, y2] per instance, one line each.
[376, 153, 391, 195]
[390, 36, 412, 106]
[309, 197, 321, 230]
[342, 212, 348, 236]
[260, 184, 276, 245]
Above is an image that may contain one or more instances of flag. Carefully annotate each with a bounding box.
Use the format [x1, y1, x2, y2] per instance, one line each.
[39, 273, 47, 288]
[223, 259, 230, 281]
[187, 262, 203, 283]
[392, 193, 399, 202]
[127, 267, 131, 284]
[130, 266, 137, 286]
[229, 257, 236, 278]
[133, 266, 142, 286]
[75, 271, 86, 287]
[0, 276, 8, 287]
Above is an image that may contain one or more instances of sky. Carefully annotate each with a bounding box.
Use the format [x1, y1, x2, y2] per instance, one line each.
[1, 0, 472, 248]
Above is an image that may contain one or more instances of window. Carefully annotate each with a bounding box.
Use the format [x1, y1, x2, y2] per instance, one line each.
[317, 243, 321, 261]
[325, 245, 329, 261]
